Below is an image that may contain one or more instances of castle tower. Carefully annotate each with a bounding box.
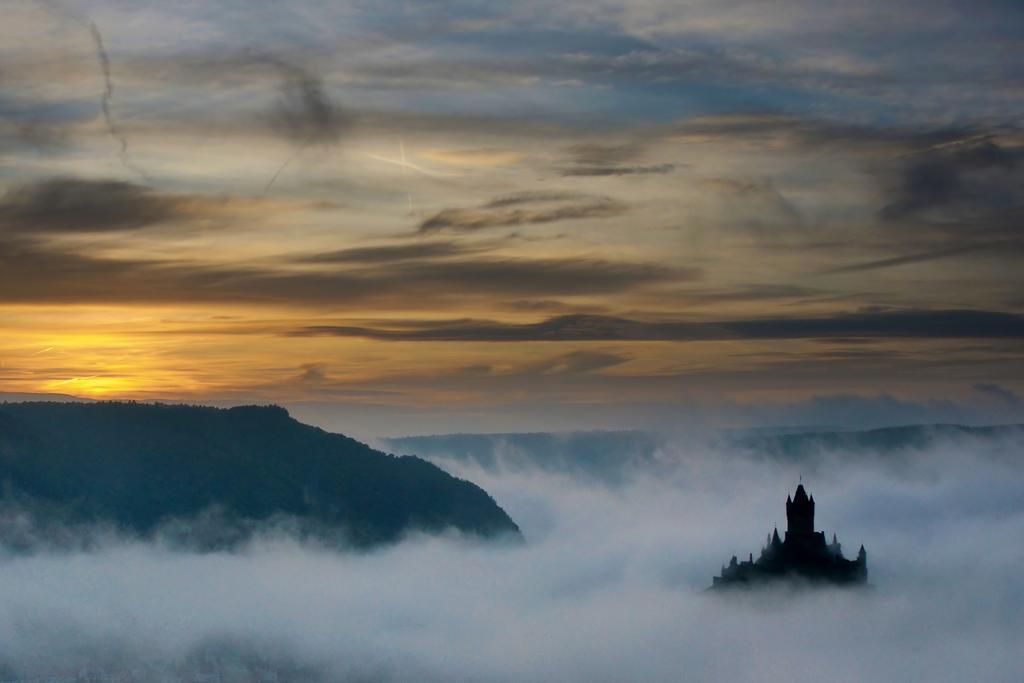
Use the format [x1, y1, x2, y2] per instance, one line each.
[856, 545, 868, 581]
[785, 484, 815, 535]
[712, 485, 868, 589]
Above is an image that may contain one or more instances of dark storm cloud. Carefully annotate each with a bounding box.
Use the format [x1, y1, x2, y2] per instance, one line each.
[0, 235, 154, 303]
[294, 240, 487, 264]
[265, 58, 350, 147]
[483, 192, 585, 207]
[675, 284, 820, 303]
[419, 193, 627, 233]
[661, 119, 1024, 266]
[879, 136, 1024, 224]
[0, 119, 69, 154]
[0, 231, 679, 305]
[556, 142, 678, 176]
[559, 163, 677, 177]
[0, 177, 187, 232]
[819, 244, 1007, 274]
[377, 257, 683, 297]
[437, 349, 632, 382]
[291, 309, 1024, 342]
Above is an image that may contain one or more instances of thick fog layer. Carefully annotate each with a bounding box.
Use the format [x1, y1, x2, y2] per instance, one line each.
[1, 432, 1022, 681]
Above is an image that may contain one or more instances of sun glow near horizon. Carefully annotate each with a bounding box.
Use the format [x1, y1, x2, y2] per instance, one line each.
[0, 0, 1020, 430]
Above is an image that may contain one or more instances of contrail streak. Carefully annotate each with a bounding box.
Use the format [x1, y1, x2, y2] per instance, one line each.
[89, 21, 149, 181]
[367, 142, 460, 215]
[51, 375, 97, 387]
[364, 153, 456, 177]
[263, 146, 303, 195]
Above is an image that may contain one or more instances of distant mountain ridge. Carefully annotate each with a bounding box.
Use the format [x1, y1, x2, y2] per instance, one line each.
[738, 423, 1024, 459]
[387, 423, 1024, 483]
[0, 402, 520, 550]
[0, 391, 92, 403]
[384, 430, 663, 485]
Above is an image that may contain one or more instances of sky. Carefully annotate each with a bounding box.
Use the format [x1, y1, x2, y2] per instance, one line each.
[1, 0, 1022, 433]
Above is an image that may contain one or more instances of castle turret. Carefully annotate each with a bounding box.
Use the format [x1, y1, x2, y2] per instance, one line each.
[828, 532, 842, 557]
[855, 545, 868, 581]
[785, 484, 815, 535]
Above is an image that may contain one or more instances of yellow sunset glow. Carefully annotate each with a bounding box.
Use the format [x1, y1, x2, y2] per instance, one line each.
[0, 0, 1019, 434]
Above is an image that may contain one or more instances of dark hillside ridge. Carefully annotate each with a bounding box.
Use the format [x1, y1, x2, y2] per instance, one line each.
[736, 423, 1024, 460]
[388, 424, 1024, 484]
[0, 402, 520, 549]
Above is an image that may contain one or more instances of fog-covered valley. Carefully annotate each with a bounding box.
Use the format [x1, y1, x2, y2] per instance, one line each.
[1, 425, 1021, 682]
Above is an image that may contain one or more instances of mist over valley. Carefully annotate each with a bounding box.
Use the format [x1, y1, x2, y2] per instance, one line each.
[0, 404, 1020, 681]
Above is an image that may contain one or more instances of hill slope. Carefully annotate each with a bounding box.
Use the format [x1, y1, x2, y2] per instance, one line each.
[0, 402, 520, 549]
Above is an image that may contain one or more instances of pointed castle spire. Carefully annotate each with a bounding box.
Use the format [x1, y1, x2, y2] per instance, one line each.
[786, 483, 815, 535]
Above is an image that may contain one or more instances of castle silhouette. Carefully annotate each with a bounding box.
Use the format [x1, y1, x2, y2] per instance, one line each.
[711, 484, 867, 588]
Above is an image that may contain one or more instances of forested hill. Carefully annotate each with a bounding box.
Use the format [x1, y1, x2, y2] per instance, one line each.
[0, 402, 520, 549]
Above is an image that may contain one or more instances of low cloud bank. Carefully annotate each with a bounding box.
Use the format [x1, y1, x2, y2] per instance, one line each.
[0, 432, 1021, 681]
